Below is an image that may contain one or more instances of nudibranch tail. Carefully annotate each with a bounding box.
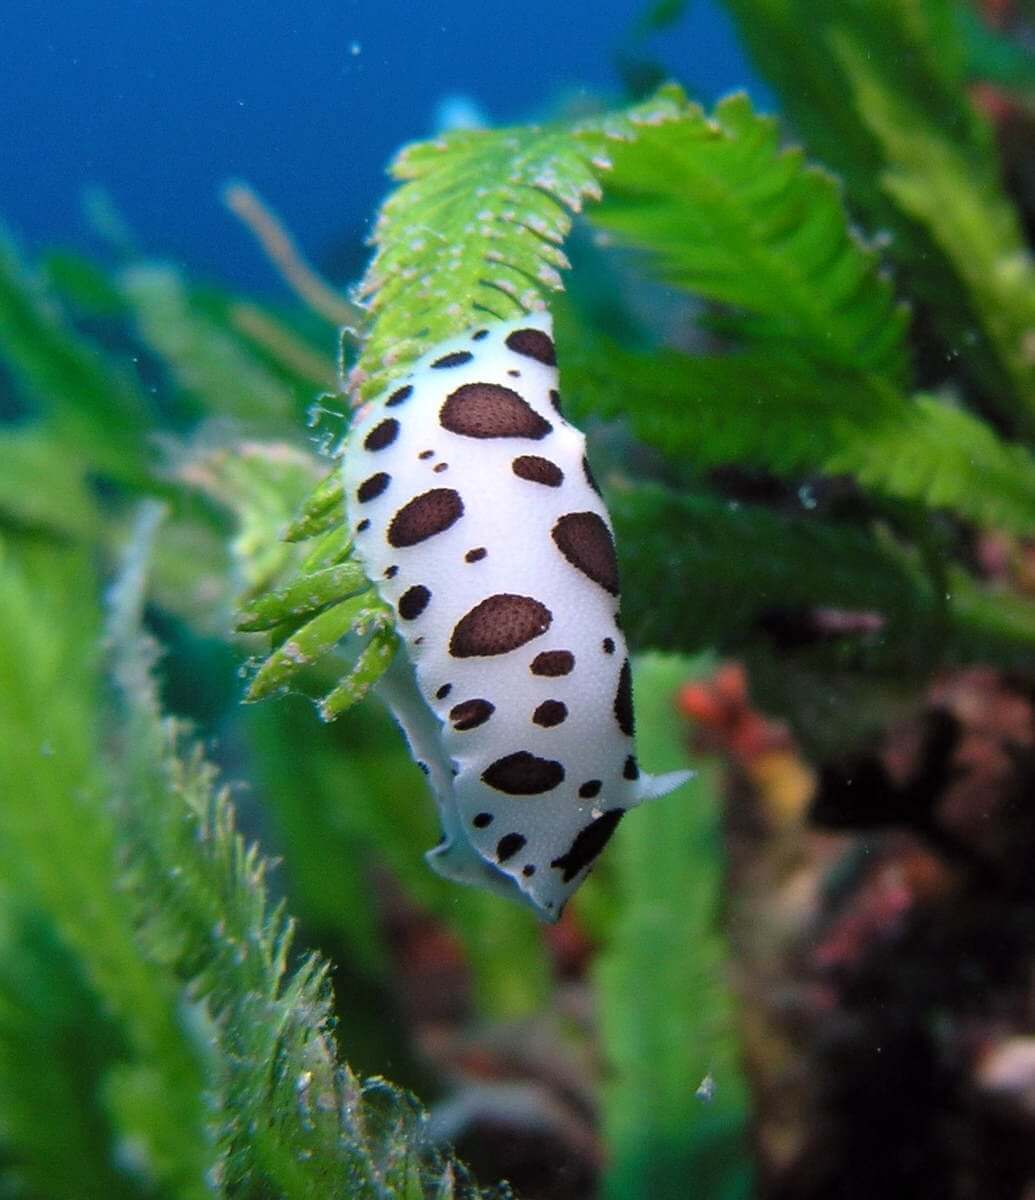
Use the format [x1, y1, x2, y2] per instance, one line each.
[635, 768, 695, 805]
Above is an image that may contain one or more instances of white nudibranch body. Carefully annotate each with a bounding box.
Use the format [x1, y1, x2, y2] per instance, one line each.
[342, 313, 689, 920]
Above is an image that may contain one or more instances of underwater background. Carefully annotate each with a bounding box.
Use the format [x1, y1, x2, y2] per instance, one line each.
[2, 0, 761, 291]
[3, 2, 1035, 1198]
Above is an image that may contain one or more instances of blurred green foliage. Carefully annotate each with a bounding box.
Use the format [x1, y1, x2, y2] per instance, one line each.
[721, 0, 1035, 428]
[1, 0, 1034, 1196]
[596, 655, 751, 1200]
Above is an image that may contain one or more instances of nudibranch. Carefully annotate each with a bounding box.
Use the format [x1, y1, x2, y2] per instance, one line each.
[342, 312, 689, 920]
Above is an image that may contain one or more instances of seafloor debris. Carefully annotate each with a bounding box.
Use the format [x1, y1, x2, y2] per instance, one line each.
[690, 660, 1035, 1198]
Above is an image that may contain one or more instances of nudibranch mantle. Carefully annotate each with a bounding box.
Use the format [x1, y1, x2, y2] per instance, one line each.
[342, 312, 688, 920]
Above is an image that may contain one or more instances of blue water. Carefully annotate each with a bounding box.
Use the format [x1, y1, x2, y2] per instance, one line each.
[2, 0, 764, 292]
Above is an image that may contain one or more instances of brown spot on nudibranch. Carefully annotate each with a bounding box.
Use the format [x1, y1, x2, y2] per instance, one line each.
[387, 488, 464, 547]
[357, 472, 391, 503]
[512, 455, 564, 487]
[482, 751, 564, 795]
[433, 462, 449, 473]
[432, 350, 474, 368]
[614, 660, 634, 736]
[583, 456, 602, 497]
[533, 700, 567, 727]
[450, 594, 551, 658]
[551, 809, 625, 882]
[505, 327, 556, 365]
[496, 832, 526, 862]
[398, 585, 431, 620]
[418, 449, 435, 460]
[552, 511, 619, 595]
[530, 650, 574, 677]
[365, 418, 399, 452]
[386, 385, 413, 407]
[449, 698, 496, 731]
[465, 547, 487, 563]
[440, 383, 552, 440]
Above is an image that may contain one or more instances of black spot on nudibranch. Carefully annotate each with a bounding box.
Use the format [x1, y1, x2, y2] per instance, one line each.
[614, 659, 634, 736]
[418, 449, 435, 460]
[602, 637, 615, 655]
[530, 650, 574, 677]
[583, 456, 602, 497]
[473, 811, 494, 827]
[482, 751, 564, 795]
[551, 809, 625, 882]
[505, 327, 556, 366]
[432, 350, 474, 368]
[552, 511, 619, 596]
[533, 700, 567, 728]
[357, 472, 391, 502]
[440, 383, 552, 440]
[465, 547, 487, 563]
[365, 418, 399, 451]
[386, 385, 413, 407]
[398, 585, 431, 620]
[449, 698, 495, 731]
[435, 684, 452, 700]
[450, 594, 551, 658]
[496, 833, 526, 862]
[549, 389, 562, 413]
[579, 780, 602, 799]
[356, 519, 370, 533]
[522, 864, 536, 877]
[384, 565, 398, 579]
[387, 488, 464, 547]
[624, 755, 639, 781]
[512, 455, 564, 487]
[472, 329, 489, 341]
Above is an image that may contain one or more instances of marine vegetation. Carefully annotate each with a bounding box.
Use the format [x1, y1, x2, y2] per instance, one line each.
[2, 1, 1035, 1197]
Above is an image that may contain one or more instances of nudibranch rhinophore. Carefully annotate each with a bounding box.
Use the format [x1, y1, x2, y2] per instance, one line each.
[342, 312, 689, 920]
